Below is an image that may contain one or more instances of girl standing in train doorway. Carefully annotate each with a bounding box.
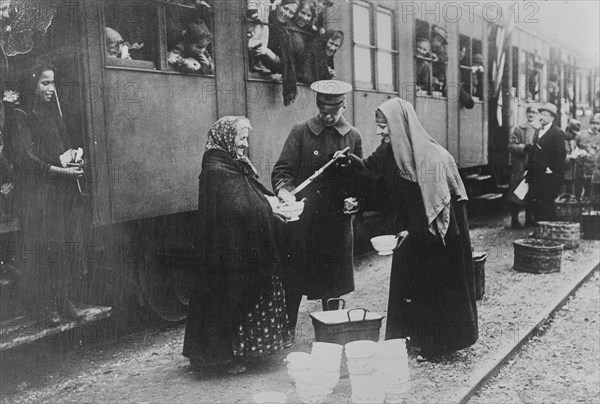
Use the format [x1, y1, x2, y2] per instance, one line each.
[11, 62, 85, 325]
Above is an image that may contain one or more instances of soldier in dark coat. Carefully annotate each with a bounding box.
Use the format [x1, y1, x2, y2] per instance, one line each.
[525, 102, 566, 222]
[272, 80, 363, 337]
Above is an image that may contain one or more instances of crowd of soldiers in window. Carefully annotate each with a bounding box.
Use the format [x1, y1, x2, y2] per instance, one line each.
[246, 0, 343, 84]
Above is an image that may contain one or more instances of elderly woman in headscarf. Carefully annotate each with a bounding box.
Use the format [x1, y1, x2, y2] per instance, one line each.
[347, 98, 478, 360]
[183, 116, 292, 375]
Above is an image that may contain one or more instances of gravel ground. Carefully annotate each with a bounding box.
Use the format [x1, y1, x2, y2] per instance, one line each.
[1, 214, 599, 404]
[467, 271, 600, 404]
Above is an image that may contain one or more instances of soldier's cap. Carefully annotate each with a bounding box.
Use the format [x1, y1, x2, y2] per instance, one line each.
[538, 102, 557, 117]
[311, 80, 353, 108]
[473, 53, 483, 64]
[431, 25, 448, 44]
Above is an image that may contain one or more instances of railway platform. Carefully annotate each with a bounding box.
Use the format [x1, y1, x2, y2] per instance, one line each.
[0, 212, 598, 404]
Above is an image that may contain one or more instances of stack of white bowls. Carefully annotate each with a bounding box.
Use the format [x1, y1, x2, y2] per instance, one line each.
[375, 339, 411, 404]
[345, 340, 386, 404]
[284, 350, 335, 404]
[311, 342, 343, 391]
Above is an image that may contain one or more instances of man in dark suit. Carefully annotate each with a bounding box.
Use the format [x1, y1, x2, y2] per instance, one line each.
[526, 102, 566, 222]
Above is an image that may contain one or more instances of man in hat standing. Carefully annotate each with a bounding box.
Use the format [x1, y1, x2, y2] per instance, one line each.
[508, 105, 539, 227]
[525, 102, 566, 222]
[272, 80, 363, 339]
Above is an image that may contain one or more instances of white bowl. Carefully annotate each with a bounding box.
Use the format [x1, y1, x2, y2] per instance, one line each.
[345, 340, 377, 358]
[370, 235, 398, 255]
[285, 352, 312, 369]
[278, 200, 305, 221]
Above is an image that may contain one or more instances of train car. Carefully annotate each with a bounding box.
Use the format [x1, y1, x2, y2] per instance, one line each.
[0, 0, 596, 328]
[490, 22, 600, 184]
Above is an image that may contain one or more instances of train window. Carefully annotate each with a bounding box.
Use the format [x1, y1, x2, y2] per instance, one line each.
[415, 20, 431, 94]
[511, 47, 519, 93]
[104, 1, 157, 69]
[352, 1, 373, 88]
[519, 49, 528, 99]
[458, 36, 483, 100]
[459, 35, 471, 96]
[164, 1, 214, 75]
[245, 1, 329, 84]
[375, 7, 397, 92]
[103, 0, 215, 75]
[526, 52, 542, 101]
[415, 20, 447, 96]
[353, 2, 397, 91]
[471, 39, 483, 100]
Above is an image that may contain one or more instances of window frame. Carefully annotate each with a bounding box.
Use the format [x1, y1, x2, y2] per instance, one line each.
[526, 51, 542, 101]
[352, 1, 398, 92]
[459, 34, 472, 96]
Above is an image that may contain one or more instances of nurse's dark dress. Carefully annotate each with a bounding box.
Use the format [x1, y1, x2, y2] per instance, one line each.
[360, 143, 478, 354]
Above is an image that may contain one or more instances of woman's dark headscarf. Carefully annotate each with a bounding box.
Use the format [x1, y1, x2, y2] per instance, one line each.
[377, 98, 468, 240]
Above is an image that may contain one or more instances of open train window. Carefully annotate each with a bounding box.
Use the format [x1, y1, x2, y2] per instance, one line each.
[245, 1, 328, 83]
[458, 36, 483, 100]
[511, 46, 519, 94]
[458, 35, 471, 96]
[164, 1, 214, 75]
[353, 2, 397, 91]
[526, 51, 542, 101]
[103, 0, 215, 75]
[415, 20, 447, 96]
[104, 1, 157, 69]
[471, 39, 483, 100]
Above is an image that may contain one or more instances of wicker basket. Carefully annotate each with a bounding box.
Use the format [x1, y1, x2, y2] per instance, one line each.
[554, 194, 591, 222]
[473, 252, 487, 300]
[513, 238, 563, 274]
[536, 221, 580, 249]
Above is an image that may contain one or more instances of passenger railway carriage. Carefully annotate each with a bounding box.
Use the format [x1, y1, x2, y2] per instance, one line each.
[0, 0, 598, 324]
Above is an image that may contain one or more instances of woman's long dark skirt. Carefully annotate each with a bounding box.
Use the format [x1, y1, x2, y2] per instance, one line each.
[385, 202, 478, 354]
